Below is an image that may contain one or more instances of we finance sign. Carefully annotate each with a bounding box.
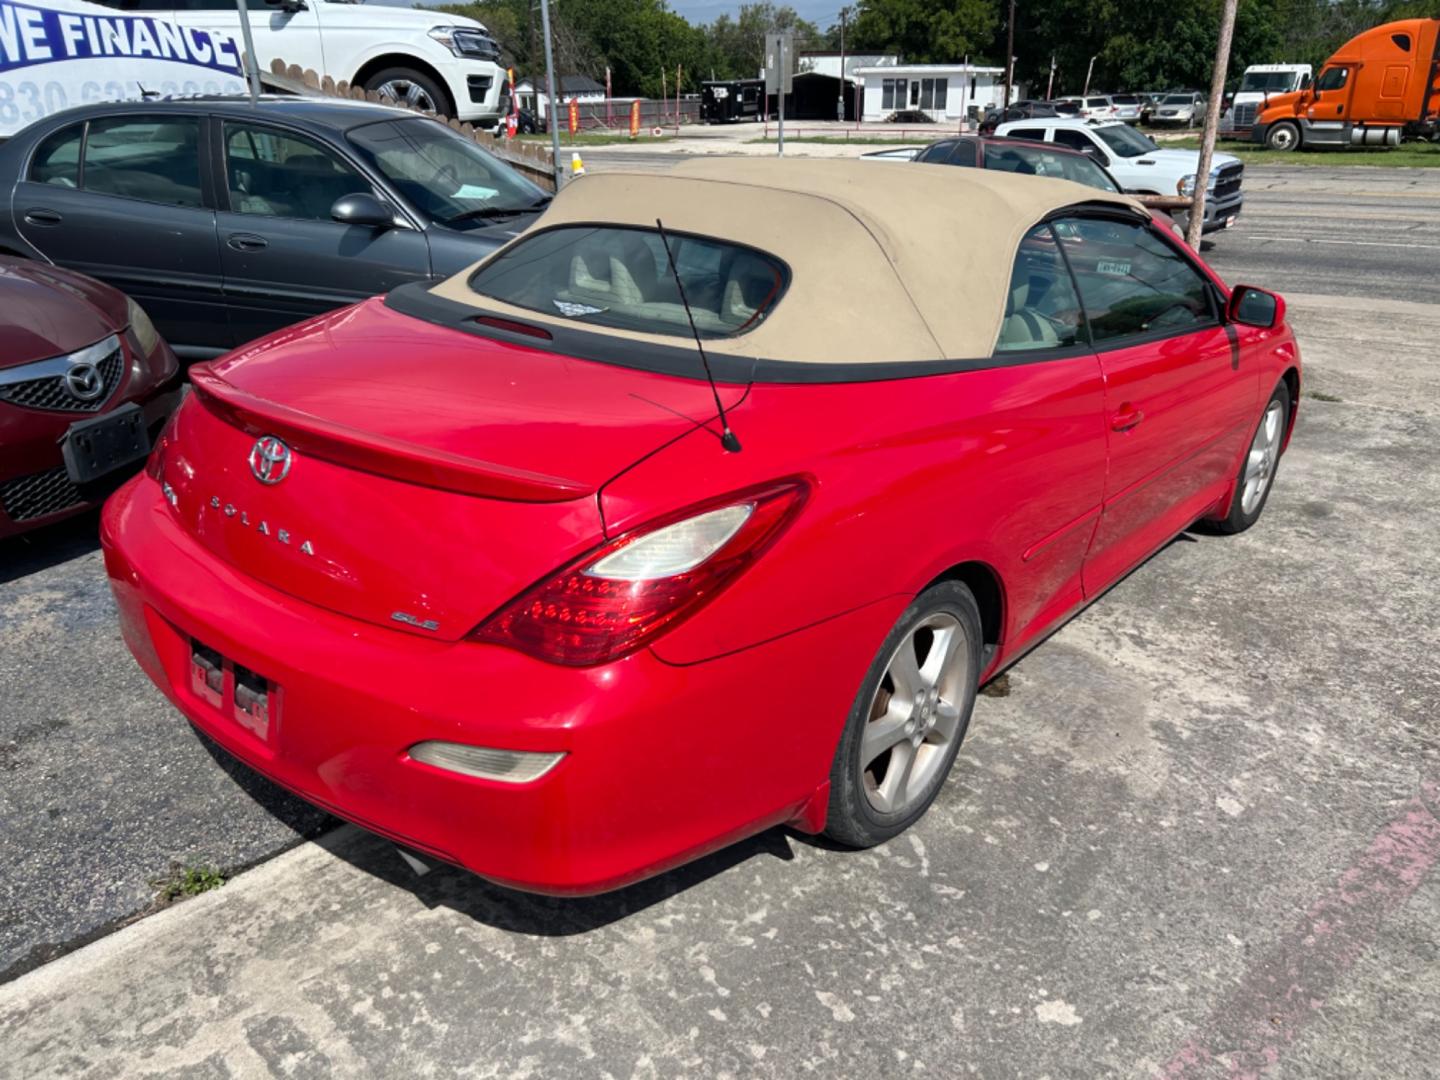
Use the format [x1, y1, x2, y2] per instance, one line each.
[0, 0, 245, 135]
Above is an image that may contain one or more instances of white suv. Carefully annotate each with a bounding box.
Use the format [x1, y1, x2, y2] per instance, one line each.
[92, 0, 508, 126]
[995, 118, 1245, 234]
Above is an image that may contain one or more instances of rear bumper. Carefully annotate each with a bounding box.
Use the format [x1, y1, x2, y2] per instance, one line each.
[101, 473, 897, 894]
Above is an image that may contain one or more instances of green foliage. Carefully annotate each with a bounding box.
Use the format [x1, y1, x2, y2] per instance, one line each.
[849, 0, 998, 64]
[152, 864, 226, 903]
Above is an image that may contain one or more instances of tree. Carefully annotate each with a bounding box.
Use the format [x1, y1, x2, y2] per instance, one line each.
[846, 0, 1000, 65]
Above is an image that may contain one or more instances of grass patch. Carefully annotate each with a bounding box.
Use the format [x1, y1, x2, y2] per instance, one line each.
[1305, 389, 1344, 403]
[1169, 136, 1440, 167]
[747, 135, 930, 146]
[152, 863, 226, 904]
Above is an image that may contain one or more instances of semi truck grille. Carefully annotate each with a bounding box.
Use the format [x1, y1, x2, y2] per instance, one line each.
[0, 466, 86, 522]
[1232, 103, 1258, 129]
[1214, 163, 1244, 200]
[0, 339, 124, 414]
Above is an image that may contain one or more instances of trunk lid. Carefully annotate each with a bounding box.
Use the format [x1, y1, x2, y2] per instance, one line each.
[165, 298, 744, 641]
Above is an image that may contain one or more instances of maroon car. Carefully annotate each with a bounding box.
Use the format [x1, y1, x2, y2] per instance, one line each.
[1, 257, 181, 538]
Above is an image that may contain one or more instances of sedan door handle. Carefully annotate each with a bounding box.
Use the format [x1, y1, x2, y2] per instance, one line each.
[227, 233, 269, 252]
[1111, 406, 1145, 432]
[23, 208, 62, 226]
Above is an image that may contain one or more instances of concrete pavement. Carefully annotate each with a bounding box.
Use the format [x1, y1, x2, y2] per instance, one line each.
[2, 284, 1438, 1077]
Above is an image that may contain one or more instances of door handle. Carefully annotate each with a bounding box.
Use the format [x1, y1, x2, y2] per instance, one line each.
[1111, 407, 1145, 432]
[23, 208, 62, 226]
[227, 233, 269, 252]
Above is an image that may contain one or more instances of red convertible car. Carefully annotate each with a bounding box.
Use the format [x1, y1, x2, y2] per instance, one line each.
[103, 161, 1299, 894]
[2, 258, 180, 538]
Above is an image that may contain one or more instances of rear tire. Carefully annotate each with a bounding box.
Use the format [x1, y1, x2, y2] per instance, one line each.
[1212, 381, 1291, 535]
[364, 67, 452, 118]
[1265, 121, 1301, 152]
[824, 582, 982, 848]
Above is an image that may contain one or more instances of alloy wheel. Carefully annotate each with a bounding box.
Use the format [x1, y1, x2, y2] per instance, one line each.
[1241, 400, 1285, 515]
[377, 79, 437, 112]
[859, 612, 970, 814]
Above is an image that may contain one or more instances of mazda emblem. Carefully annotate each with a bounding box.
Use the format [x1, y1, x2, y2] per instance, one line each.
[64, 362, 105, 402]
[248, 436, 293, 485]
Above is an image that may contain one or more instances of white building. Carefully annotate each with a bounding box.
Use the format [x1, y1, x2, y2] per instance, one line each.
[798, 52, 898, 80]
[855, 64, 1015, 123]
[513, 75, 607, 122]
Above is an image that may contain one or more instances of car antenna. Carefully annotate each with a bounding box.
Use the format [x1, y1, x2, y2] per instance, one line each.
[654, 218, 741, 453]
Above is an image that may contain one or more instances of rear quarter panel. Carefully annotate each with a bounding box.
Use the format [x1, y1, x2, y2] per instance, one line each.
[600, 358, 1110, 669]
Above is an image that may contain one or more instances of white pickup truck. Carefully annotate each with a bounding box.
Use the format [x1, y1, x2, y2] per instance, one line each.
[994, 118, 1245, 234]
[87, 0, 509, 126]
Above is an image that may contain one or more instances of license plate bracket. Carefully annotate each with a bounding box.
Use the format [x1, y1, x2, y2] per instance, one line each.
[189, 638, 278, 742]
[60, 404, 150, 484]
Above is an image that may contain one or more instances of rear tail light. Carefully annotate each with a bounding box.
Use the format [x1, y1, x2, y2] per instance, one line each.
[472, 480, 809, 665]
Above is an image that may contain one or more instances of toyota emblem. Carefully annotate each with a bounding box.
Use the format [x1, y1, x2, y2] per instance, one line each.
[64, 362, 105, 402]
[248, 436, 293, 485]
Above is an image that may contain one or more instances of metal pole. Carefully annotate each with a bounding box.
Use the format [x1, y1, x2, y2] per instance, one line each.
[1186, 0, 1239, 249]
[1083, 55, 1095, 97]
[777, 35, 786, 156]
[1046, 54, 1055, 99]
[234, 0, 261, 104]
[1002, 0, 1014, 107]
[837, 7, 847, 123]
[539, 0, 563, 189]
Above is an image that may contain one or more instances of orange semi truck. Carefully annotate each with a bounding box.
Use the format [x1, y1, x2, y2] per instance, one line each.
[1252, 18, 1440, 150]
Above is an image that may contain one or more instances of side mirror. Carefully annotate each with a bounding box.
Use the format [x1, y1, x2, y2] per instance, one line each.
[331, 193, 394, 229]
[267, 0, 309, 12]
[1229, 284, 1283, 329]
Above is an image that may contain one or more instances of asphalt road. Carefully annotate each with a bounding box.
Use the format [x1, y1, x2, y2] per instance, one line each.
[1, 162, 1438, 1077]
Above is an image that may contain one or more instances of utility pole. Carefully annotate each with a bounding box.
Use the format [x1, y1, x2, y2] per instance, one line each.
[1046, 54, 1056, 100]
[1187, 0, 1239, 249]
[1002, 0, 1015, 107]
[539, 0, 563, 188]
[1083, 54, 1096, 96]
[837, 6, 849, 123]
[233, 0, 261, 104]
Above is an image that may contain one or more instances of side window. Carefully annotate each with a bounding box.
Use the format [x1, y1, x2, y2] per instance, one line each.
[1053, 216, 1217, 344]
[994, 224, 1086, 353]
[82, 117, 203, 207]
[915, 140, 956, 164]
[950, 139, 977, 166]
[1314, 66, 1349, 93]
[225, 124, 369, 221]
[1007, 127, 1046, 141]
[1051, 129, 1095, 155]
[30, 124, 83, 187]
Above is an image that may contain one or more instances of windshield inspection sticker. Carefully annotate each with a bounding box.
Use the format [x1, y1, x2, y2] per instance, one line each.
[554, 300, 607, 317]
[452, 185, 499, 200]
[1096, 259, 1132, 276]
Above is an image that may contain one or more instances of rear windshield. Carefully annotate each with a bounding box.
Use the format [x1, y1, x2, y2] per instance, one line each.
[1163, 95, 1193, 104]
[468, 225, 789, 338]
[1110, 94, 1138, 104]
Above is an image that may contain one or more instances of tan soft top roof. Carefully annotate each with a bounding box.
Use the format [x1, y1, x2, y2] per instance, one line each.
[430, 157, 1145, 363]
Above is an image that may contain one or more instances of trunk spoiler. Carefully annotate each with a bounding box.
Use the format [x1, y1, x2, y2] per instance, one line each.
[189, 366, 591, 503]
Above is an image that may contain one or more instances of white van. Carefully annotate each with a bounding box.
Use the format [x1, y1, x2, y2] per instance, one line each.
[1221, 64, 1312, 134]
[90, 0, 509, 126]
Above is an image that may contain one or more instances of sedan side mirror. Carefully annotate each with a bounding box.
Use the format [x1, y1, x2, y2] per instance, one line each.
[331, 193, 394, 229]
[1228, 284, 1284, 329]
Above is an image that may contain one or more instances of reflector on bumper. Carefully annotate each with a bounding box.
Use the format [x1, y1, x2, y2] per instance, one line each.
[408, 741, 564, 783]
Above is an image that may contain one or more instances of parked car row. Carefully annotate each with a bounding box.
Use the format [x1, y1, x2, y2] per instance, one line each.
[983, 90, 1212, 130]
[5, 96, 1296, 901]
